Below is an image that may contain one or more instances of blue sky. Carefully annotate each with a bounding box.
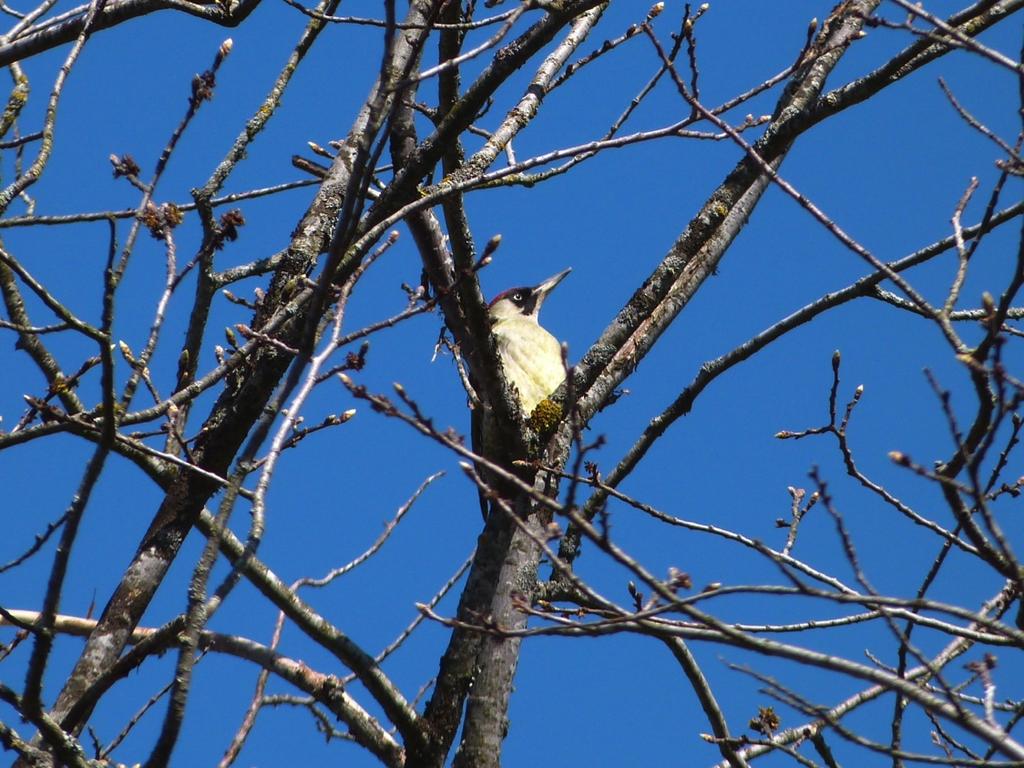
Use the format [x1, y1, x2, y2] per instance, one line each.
[1, 1, 1023, 765]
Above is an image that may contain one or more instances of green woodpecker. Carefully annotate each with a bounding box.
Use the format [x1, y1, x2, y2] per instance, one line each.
[472, 268, 570, 517]
[487, 268, 571, 414]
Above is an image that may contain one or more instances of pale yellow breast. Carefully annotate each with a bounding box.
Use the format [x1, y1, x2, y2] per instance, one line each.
[492, 317, 565, 414]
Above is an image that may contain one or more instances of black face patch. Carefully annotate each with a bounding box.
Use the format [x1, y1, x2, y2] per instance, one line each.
[490, 286, 540, 316]
[512, 288, 539, 316]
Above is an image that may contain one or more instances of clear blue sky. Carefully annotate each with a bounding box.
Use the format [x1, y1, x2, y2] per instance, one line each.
[1, 1, 1022, 765]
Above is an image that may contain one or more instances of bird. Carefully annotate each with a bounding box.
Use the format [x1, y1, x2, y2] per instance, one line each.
[471, 268, 570, 517]
[486, 267, 571, 415]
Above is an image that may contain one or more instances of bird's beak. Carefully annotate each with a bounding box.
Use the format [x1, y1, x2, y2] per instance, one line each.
[536, 268, 571, 297]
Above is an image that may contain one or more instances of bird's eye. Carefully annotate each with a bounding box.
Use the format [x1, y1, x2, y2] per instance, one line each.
[512, 292, 524, 302]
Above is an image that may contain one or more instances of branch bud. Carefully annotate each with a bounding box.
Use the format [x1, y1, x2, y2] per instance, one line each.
[888, 451, 910, 466]
[482, 233, 502, 260]
[118, 340, 135, 365]
[308, 141, 333, 158]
